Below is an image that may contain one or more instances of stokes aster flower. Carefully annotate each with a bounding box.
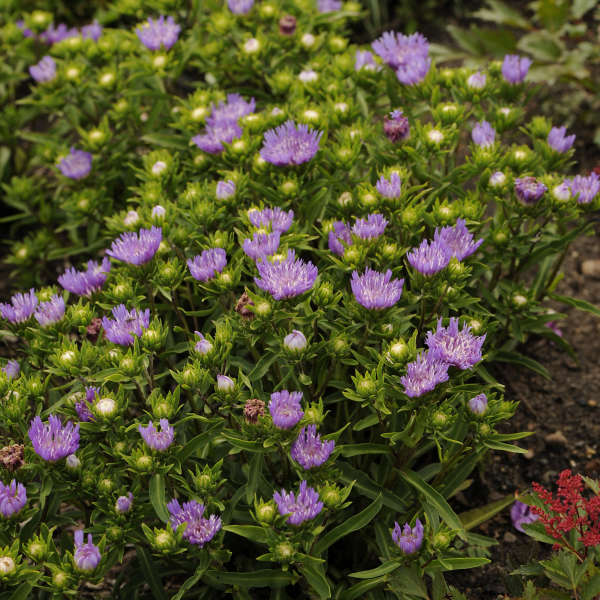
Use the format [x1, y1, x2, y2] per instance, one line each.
[73, 531, 101, 571]
[75, 387, 99, 422]
[106, 226, 162, 265]
[28, 415, 80, 462]
[0, 289, 37, 323]
[511, 500, 538, 533]
[352, 214, 388, 239]
[400, 351, 449, 397]
[434, 218, 483, 261]
[392, 519, 424, 554]
[228, 0, 254, 13]
[194, 332, 213, 355]
[426, 317, 485, 370]
[283, 330, 307, 352]
[568, 173, 600, 204]
[211, 94, 256, 123]
[376, 173, 402, 198]
[0, 480, 27, 518]
[515, 177, 548, 204]
[136, 16, 180, 51]
[260, 120, 323, 166]
[269, 390, 304, 429]
[29, 56, 56, 83]
[248, 207, 294, 232]
[81, 20, 102, 41]
[59, 258, 111, 296]
[547, 126, 575, 153]
[468, 393, 488, 415]
[467, 71, 486, 89]
[384, 109, 410, 142]
[501, 54, 532, 84]
[102, 305, 150, 346]
[2, 360, 20, 380]
[471, 120, 496, 148]
[351, 268, 404, 310]
[291, 426, 335, 469]
[328, 221, 353, 256]
[167, 499, 222, 546]
[372, 31, 431, 85]
[187, 248, 227, 282]
[34, 294, 65, 327]
[317, 0, 342, 11]
[242, 232, 281, 260]
[139, 419, 174, 451]
[216, 180, 236, 199]
[407, 239, 452, 276]
[254, 250, 318, 300]
[273, 480, 323, 525]
[40, 23, 78, 44]
[355, 50, 379, 71]
[116, 492, 134, 514]
[58, 148, 92, 180]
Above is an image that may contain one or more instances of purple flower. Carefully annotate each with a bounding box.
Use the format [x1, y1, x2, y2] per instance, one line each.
[28, 415, 80, 462]
[547, 126, 575, 153]
[249, 207, 294, 232]
[317, 0, 342, 11]
[273, 480, 323, 526]
[0, 480, 27, 518]
[228, 0, 254, 14]
[81, 20, 102, 41]
[106, 226, 162, 266]
[255, 250, 318, 300]
[269, 390, 304, 429]
[328, 221, 353, 256]
[434, 218, 483, 261]
[392, 518, 424, 554]
[116, 492, 134, 513]
[187, 248, 227, 282]
[291, 426, 335, 469]
[29, 56, 56, 83]
[192, 120, 243, 154]
[2, 360, 20, 380]
[376, 173, 402, 199]
[59, 258, 111, 296]
[467, 71, 486, 89]
[138, 419, 174, 451]
[73, 530, 101, 571]
[102, 305, 150, 346]
[136, 16, 180, 51]
[372, 31, 431, 85]
[355, 50, 379, 71]
[284, 330, 307, 352]
[426, 317, 485, 370]
[568, 173, 600, 204]
[194, 332, 213, 355]
[243, 232, 281, 260]
[351, 268, 404, 310]
[40, 23, 78, 44]
[352, 214, 388, 239]
[472, 120, 496, 148]
[511, 501, 538, 533]
[400, 351, 449, 397]
[167, 499, 222, 546]
[211, 94, 256, 123]
[34, 294, 65, 327]
[502, 54, 532, 84]
[16, 20, 35, 38]
[216, 180, 236, 199]
[0, 289, 38, 323]
[468, 393, 488, 415]
[216, 375, 235, 392]
[407, 239, 452, 276]
[515, 177, 547, 204]
[75, 387, 99, 422]
[58, 148, 92, 180]
[260, 120, 323, 166]
[384, 109, 410, 142]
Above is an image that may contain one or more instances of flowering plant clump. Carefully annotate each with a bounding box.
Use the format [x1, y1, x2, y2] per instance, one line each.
[0, 1, 598, 598]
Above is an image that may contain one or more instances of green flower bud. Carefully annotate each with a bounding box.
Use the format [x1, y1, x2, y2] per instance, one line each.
[274, 542, 295, 562]
[433, 531, 451, 550]
[389, 339, 409, 361]
[52, 569, 69, 588]
[98, 477, 114, 494]
[135, 455, 154, 472]
[356, 378, 376, 397]
[0, 556, 15, 575]
[256, 501, 276, 523]
[27, 540, 48, 562]
[153, 528, 176, 553]
[321, 486, 342, 508]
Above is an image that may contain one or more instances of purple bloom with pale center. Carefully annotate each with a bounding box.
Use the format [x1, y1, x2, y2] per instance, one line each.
[216, 180, 236, 199]
[211, 94, 256, 123]
[317, 0, 342, 11]
[0, 289, 38, 323]
[106, 226, 162, 266]
[273, 480, 323, 526]
[392, 518, 424, 554]
[34, 295, 65, 328]
[75, 387, 99, 422]
[136, 16, 180, 51]
[187, 248, 227, 282]
[81, 20, 102, 41]
[372, 31, 431, 85]
[376, 173, 402, 198]
[102, 305, 150, 346]
[284, 330, 307, 352]
[472, 120, 496, 148]
[511, 501, 538, 533]
[568, 173, 600, 205]
[384, 109, 410, 142]
[194, 332, 213, 355]
[355, 50, 379, 71]
[351, 268, 404, 310]
[352, 213, 388, 239]
[502, 54, 532, 84]
[73, 530, 101, 571]
[40, 23, 78, 44]
[467, 71, 486, 89]
[515, 177, 547, 204]
[116, 492, 134, 513]
[29, 56, 56, 83]
[291, 426, 335, 469]
[248, 207, 294, 232]
[260, 120, 323, 166]
[28, 415, 80, 462]
[59, 258, 111, 296]
[139, 419, 174, 451]
[434, 218, 483, 261]
[328, 221, 352, 256]
[58, 148, 92, 180]
[228, 0, 254, 14]
[407, 238, 452, 276]
[255, 250, 318, 300]
[548, 126, 575, 153]
[2, 360, 20, 380]
[269, 390, 304, 429]
[426, 317, 485, 370]
[192, 119, 243, 154]
[468, 393, 488, 415]
[216, 375, 234, 392]
[0, 480, 27, 518]
[400, 351, 449, 397]
[167, 499, 222, 546]
[243, 232, 281, 260]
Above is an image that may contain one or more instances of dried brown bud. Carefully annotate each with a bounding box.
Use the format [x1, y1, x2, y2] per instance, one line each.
[86, 317, 103, 342]
[235, 292, 255, 321]
[0, 444, 25, 472]
[279, 15, 297, 36]
[244, 398, 265, 424]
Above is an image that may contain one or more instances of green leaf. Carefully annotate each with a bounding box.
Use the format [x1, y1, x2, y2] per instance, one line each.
[427, 557, 491, 571]
[170, 554, 210, 600]
[483, 439, 528, 453]
[352, 413, 379, 431]
[390, 567, 429, 598]
[550, 293, 600, 318]
[338, 444, 391, 457]
[149, 474, 169, 523]
[349, 560, 401, 579]
[222, 432, 264, 452]
[136, 546, 167, 600]
[342, 577, 388, 600]
[489, 350, 551, 380]
[517, 31, 564, 61]
[299, 560, 331, 599]
[203, 569, 295, 588]
[459, 494, 515, 530]
[223, 525, 268, 545]
[581, 573, 600, 600]
[8, 583, 35, 600]
[473, 0, 530, 28]
[246, 452, 263, 504]
[572, 0, 598, 18]
[141, 133, 187, 150]
[177, 422, 224, 462]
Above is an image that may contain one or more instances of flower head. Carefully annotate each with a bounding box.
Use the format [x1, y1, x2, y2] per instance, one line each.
[73, 530, 101, 571]
[407, 239, 452, 276]
[81, 20, 102, 41]
[192, 120, 243, 154]
[75, 387, 99, 422]
[384, 109, 410, 142]
[260, 120, 322, 166]
[511, 501, 538, 533]
[400, 351, 449, 397]
[211, 94, 256, 123]
[29, 56, 56, 83]
[291, 426, 335, 469]
[471, 120, 496, 148]
[376, 173, 402, 198]
[2, 360, 20, 380]
[216, 375, 235, 392]
[467, 71, 486, 89]
[317, 0, 342, 11]
[116, 492, 134, 513]
[167, 499, 222, 546]
[434, 218, 483, 261]
[243, 232, 281, 260]
[40, 23, 78, 44]
[351, 268, 404, 310]
[352, 214, 388, 239]
[228, 0, 254, 13]
[273, 480, 323, 525]
[255, 250, 318, 300]
[547, 126, 575, 153]
[0, 480, 27, 518]
[489, 171, 506, 187]
[58, 148, 92, 180]
[138, 419, 174, 451]
[0, 289, 38, 323]
[283, 330, 307, 352]
[502, 54, 532, 84]
[59, 258, 111, 296]
[515, 177, 547, 204]
[328, 221, 353, 256]
[136, 16, 180, 50]
[216, 180, 236, 199]
[106, 227, 162, 265]
[102, 305, 150, 346]
[468, 393, 488, 415]
[244, 398, 265, 424]
[194, 332, 213, 355]
[392, 519, 424, 554]
[269, 390, 304, 429]
[34, 295, 65, 327]
[187, 248, 227, 282]
[568, 173, 600, 205]
[372, 31, 431, 85]
[355, 50, 379, 71]
[248, 207, 294, 232]
[28, 415, 80, 461]
[426, 317, 485, 370]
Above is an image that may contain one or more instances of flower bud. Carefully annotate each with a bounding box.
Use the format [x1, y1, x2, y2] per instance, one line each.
[60, 350, 77, 367]
[256, 501, 276, 523]
[115, 492, 133, 514]
[95, 397, 117, 418]
[243, 38, 260, 54]
[512, 294, 528, 308]
[98, 477, 114, 494]
[433, 531, 452, 550]
[27, 540, 48, 562]
[0, 556, 15, 575]
[283, 330, 307, 353]
[66, 454, 81, 470]
[274, 542, 295, 562]
[356, 378, 376, 397]
[52, 569, 69, 588]
[468, 393, 488, 415]
[432, 411, 449, 427]
[135, 455, 153, 472]
[216, 375, 235, 393]
[153, 528, 176, 553]
[254, 300, 272, 317]
[389, 339, 409, 361]
[279, 14, 296, 35]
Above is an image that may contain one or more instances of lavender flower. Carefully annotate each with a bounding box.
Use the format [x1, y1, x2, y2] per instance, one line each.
[468, 393, 488, 415]
[28, 415, 80, 462]
[194, 332, 213, 355]
[138, 419, 174, 451]
[216, 375, 235, 392]
[216, 180, 236, 199]
[392, 519, 424, 554]
[29, 56, 56, 83]
[471, 120, 496, 148]
[269, 390, 304, 429]
[75, 387, 99, 422]
[273, 480, 323, 525]
[0, 480, 27, 518]
[243, 232, 281, 260]
[400, 351, 449, 397]
[136, 16, 180, 51]
[255, 250, 318, 300]
[249, 207, 294, 232]
[187, 248, 227, 282]
[317, 0, 342, 12]
[328, 221, 353, 256]
[355, 50, 379, 71]
[515, 177, 547, 204]
[40, 23, 78, 44]
[407, 239, 452, 276]
[284, 330, 307, 352]
[351, 268, 404, 310]
[16, 20, 35, 38]
[568, 173, 600, 204]
[106, 226, 162, 266]
[228, 0, 254, 14]
[501, 54, 532, 84]
[211, 94, 256, 123]
[426, 317, 485, 370]
[81, 20, 102, 41]
[376, 173, 402, 198]
[511, 501, 538, 533]
[489, 171, 506, 187]
[167, 499, 222, 546]
[192, 120, 243, 154]
[116, 492, 134, 513]
[291, 426, 335, 469]
[102, 305, 150, 346]
[372, 31, 431, 85]
[58, 148, 92, 180]
[434, 218, 483, 261]
[73, 531, 101, 571]
[58, 258, 111, 296]
[467, 71, 486, 89]
[352, 214, 388, 239]
[2, 360, 20, 380]
[547, 126, 575, 153]
[384, 109, 410, 142]
[260, 120, 323, 166]
[34, 295, 65, 327]
[0, 289, 38, 323]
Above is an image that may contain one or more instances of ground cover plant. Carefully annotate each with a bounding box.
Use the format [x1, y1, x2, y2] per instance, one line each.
[1, 1, 600, 598]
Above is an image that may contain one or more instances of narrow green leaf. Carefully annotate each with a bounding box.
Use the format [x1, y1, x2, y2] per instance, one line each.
[427, 557, 491, 571]
[245, 453, 263, 504]
[550, 293, 600, 318]
[299, 561, 331, 599]
[223, 525, 268, 545]
[203, 569, 295, 588]
[483, 439, 528, 454]
[136, 546, 167, 600]
[342, 576, 388, 599]
[489, 350, 551, 380]
[170, 554, 210, 600]
[149, 474, 169, 523]
[349, 560, 400, 579]
[338, 444, 391, 457]
[177, 422, 223, 462]
[459, 494, 515, 530]
[8, 582, 34, 600]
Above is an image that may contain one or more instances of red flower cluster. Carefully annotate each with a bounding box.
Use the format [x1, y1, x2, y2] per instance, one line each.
[532, 469, 600, 549]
